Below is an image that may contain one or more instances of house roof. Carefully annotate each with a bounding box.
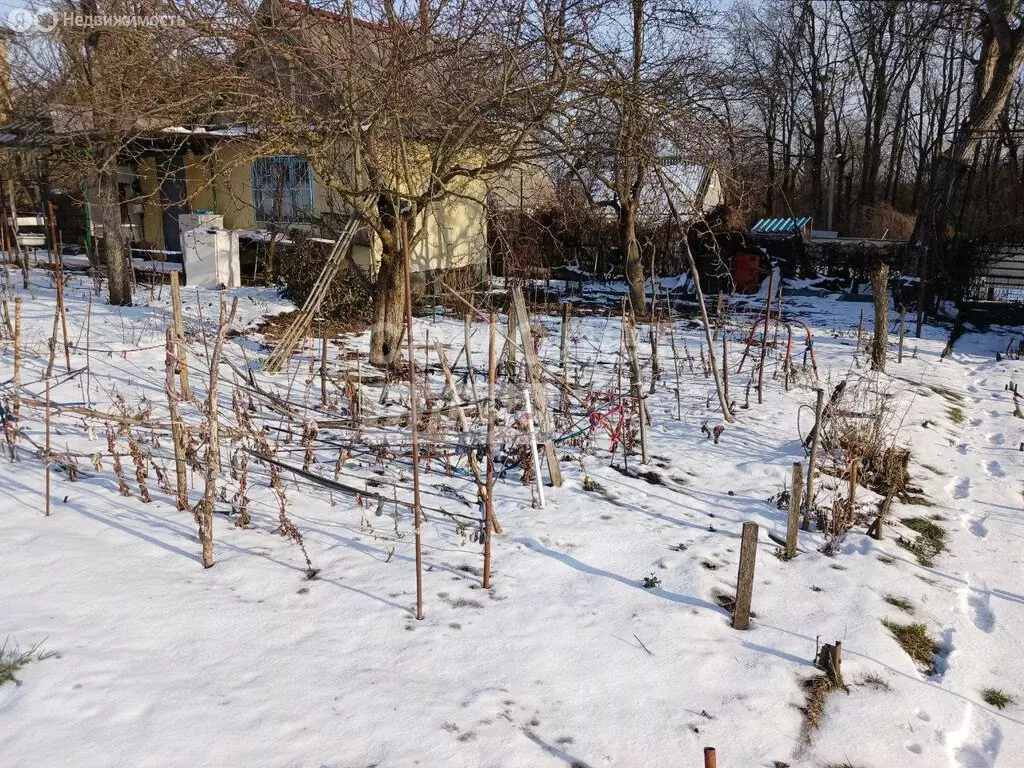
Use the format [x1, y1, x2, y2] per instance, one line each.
[751, 217, 811, 234]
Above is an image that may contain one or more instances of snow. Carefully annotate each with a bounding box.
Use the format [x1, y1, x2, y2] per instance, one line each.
[1, 269, 1023, 767]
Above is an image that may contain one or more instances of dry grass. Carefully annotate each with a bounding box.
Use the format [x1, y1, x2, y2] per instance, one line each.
[0, 639, 60, 687]
[883, 595, 915, 613]
[882, 619, 940, 674]
[896, 517, 947, 566]
[800, 675, 839, 743]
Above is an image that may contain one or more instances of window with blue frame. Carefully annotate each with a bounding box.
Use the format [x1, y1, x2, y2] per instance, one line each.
[252, 155, 313, 224]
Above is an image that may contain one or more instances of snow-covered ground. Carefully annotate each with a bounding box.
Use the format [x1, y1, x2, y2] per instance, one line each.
[0, 269, 1022, 767]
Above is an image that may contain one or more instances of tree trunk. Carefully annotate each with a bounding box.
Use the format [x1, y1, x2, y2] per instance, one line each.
[870, 261, 890, 373]
[911, 2, 1024, 336]
[96, 162, 132, 306]
[619, 205, 646, 316]
[369, 233, 406, 367]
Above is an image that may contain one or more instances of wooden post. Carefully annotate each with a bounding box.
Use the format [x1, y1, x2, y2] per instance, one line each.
[165, 328, 188, 511]
[803, 389, 825, 530]
[703, 747, 717, 768]
[648, 315, 661, 393]
[622, 310, 648, 465]
[8, 179, 29, 289]
[402, 219, 425, 621]
[464, 313, 478, 404]
[757, 268, 774, 405]
[483, 312, 496, 588]
[13, 297, 20, 420]
[722, 335, 729, 407]
[49, 203, 71, 372]
[829, 640, 843, 686]
[786, 462, 803, 559]
[848, 456, 859, 527]
[511, 283, 562, 486]
[560, 301, 570, 413]
[44, 300, 61, 379]
[504, 295, 518, 380]
[857, 309, 864, 351]
[560, 300, 570, 368]
[169, 271, 190, 397]
[669, 323, 682, 421]
[199, 297, 237, 568]
[44, 379, 51, 516]
[733, 521, 759, 630]
[320, 318, 328, 407]
[898, 308, 906, 364]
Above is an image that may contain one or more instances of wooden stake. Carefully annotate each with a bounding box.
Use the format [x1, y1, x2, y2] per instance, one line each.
[733, 521, 759, 630]
[622, 309, 648, 465]
[757, 267, 775, 405]
[560, 301, 571, 413]
[199, 296, 238, 568]
[165, 328, 188, 511]
[803, 389, 825, 530]
[511, 284, 562, 486]
[857, 309, 864, 352]
[703, 747, 717, 768]
[402, 219, 424, 621]
[44, 379, 51, 516]
[829, 640, 843, 685]
[320, 318, 328, 407]
[848, 456, 859, 527]
[13, 297, 20, 420]
[464, 312, 478, 404]
[722, 335, 729, 407]
[49, 203, 71, 372]
[786, 462, 803, 559]
[44, 300, 60, 379]
[169, 271, 190, 397]
[483, 311, 496, 588]
[504, 295, 518, 380]
[898, 308, 906, 364]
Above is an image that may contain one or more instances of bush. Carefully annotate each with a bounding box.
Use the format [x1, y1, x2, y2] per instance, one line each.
[276, 235, 374, 322]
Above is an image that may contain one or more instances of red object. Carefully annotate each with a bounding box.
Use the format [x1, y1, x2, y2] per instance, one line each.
[730, 252, 762, 294]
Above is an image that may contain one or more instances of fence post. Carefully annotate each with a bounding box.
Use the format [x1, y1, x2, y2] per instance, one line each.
[786, 462, 803, 559]
[703, 746, 717, 768]
[803, 388, 825, 530]
[898, 308, 906, 364]
[733, 521, 759, 630]
[169, 271, 190, 397]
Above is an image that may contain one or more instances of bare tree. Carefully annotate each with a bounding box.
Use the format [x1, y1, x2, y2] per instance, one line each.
[6, 0, 242, 305]
[912, 0, 1024, 334]
[233, 0, 572, 366]
[549, 0, 714, 315]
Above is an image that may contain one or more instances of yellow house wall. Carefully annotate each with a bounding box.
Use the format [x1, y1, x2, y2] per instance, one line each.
[183, 151, 217, 214]
[136, 156, 164, 249]
[134, 139, 486, 274]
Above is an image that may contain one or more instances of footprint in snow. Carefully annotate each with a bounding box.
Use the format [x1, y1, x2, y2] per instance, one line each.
[987, 433, 1005, 446]
[984, 460, 1006, 478]
[969, 517, 989, 539]
[957, 443, 969, 455]
[963, 575, 996, 633]
[948, 704, 1002, 768]
[951, 476, 972, 500]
